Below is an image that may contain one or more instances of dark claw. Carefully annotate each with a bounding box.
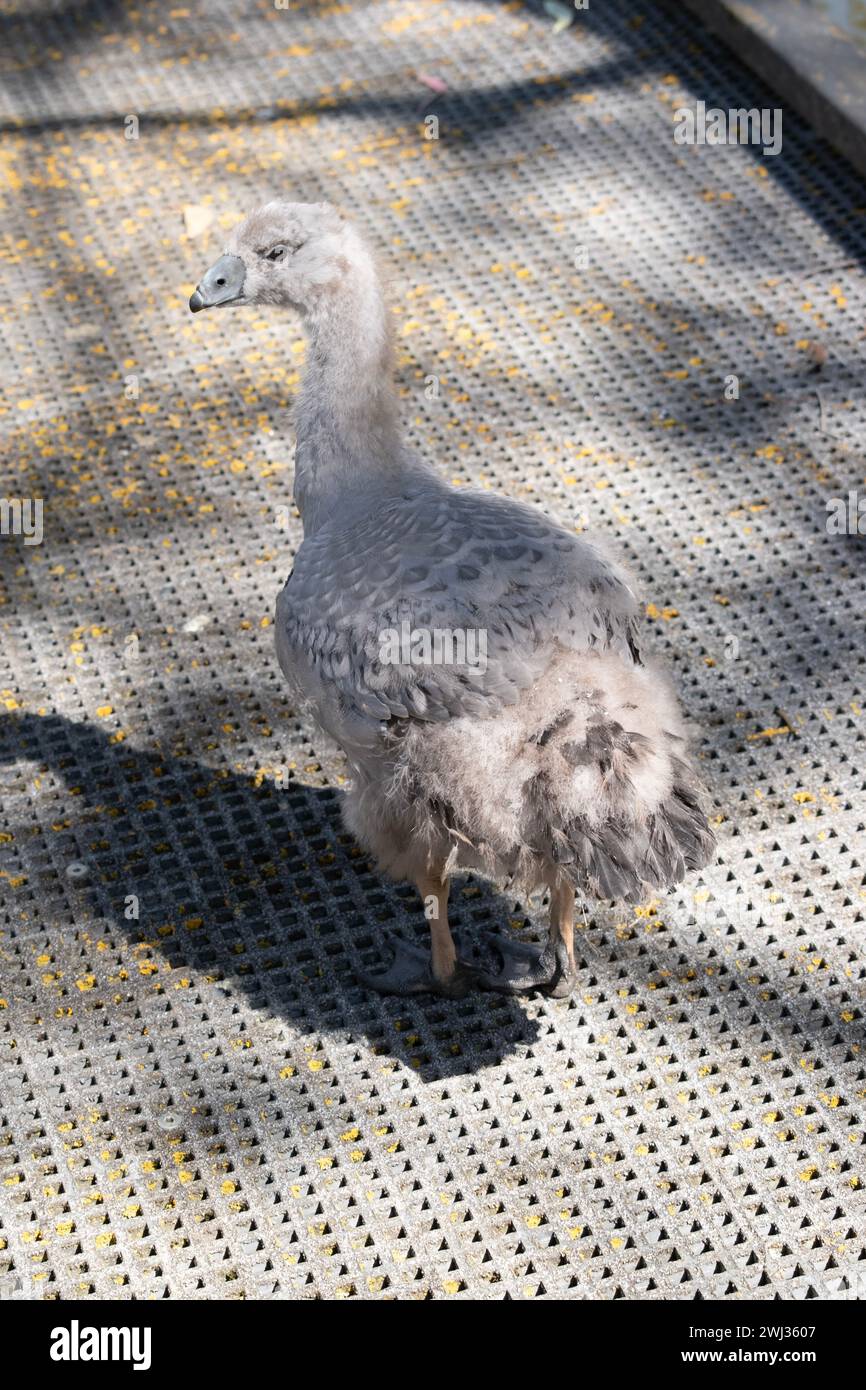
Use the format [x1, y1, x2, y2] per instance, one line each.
[357, 935, 476, 999]
[477, 933, 577, 998]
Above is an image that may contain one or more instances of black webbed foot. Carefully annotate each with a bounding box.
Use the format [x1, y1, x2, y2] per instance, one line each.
[357, 935, 477, 999]
[476, 933, 577, 997]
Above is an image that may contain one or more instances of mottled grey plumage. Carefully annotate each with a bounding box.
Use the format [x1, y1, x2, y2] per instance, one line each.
[191, 201, 715, 999]
[276, 482, 640, 734]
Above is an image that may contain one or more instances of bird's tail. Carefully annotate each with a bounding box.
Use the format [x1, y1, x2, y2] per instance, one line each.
[374, 647, 715, 901]
[527, 744, 715, 901]
[517, 652, 716, 900]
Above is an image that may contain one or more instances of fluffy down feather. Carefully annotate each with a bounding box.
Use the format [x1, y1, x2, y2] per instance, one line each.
[341, 645, 714, 898]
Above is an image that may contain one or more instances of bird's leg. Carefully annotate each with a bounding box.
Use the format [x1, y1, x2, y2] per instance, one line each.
[357, 871, 477, 999]
[478, 880, 578, 997]
[545, 881, 578, 998]
[425, 875, 457, 981]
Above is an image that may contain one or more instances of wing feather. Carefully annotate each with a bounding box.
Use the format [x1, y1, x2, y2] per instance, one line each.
[275, 481, 642, 736]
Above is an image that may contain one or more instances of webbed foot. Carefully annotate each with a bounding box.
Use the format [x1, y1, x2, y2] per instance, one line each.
[477, 933, 577, 997]
[357, 935, 477, 999]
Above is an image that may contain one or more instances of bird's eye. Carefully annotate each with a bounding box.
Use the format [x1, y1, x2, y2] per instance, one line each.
[266, 244, 288, 261]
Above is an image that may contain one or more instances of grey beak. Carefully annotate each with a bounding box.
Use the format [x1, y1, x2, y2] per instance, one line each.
[189, 253, 246, 312]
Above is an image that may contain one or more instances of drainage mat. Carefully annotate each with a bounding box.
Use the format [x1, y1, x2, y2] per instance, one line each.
[0, 0, 864, 1300]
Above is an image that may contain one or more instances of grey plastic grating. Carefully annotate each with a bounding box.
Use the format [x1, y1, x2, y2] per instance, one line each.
[0, 0, 864, 1300]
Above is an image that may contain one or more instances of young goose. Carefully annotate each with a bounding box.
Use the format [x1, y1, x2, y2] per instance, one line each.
[190, 201, 715, 999]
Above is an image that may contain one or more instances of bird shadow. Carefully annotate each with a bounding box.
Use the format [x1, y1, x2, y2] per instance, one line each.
[0, 711, 545, 1080]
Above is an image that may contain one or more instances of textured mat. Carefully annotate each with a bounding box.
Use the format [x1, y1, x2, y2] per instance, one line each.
[0, 0, 864, 1301]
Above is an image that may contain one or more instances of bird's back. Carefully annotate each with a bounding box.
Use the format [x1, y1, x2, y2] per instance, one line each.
[276, 473, 643, 748]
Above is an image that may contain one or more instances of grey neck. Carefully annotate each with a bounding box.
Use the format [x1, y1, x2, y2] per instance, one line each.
[292, 270, 405, 535]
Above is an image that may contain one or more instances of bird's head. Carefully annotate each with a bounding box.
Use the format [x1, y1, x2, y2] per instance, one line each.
[189, 200, 353, 316]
